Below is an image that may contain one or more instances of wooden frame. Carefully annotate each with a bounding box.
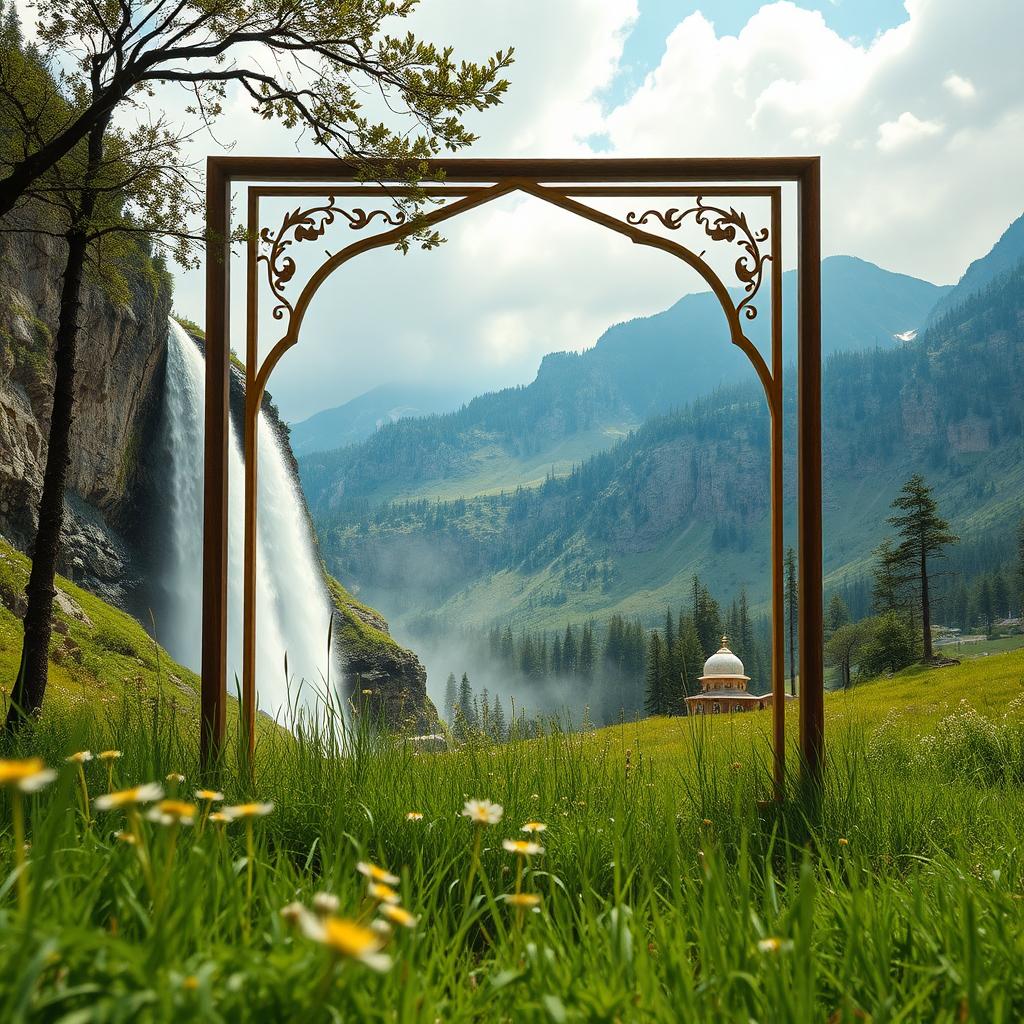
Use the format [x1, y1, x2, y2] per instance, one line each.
[202, 157, 823, 787]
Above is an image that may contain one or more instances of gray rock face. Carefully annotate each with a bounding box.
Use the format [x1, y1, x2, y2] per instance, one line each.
[0, 211, 432, 733]
[0, 207, 170, 584]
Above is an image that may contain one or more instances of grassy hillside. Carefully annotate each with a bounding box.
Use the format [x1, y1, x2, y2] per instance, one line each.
[4, 641, 1024, 1020]
[616, 646, 1024, 769]
[0, 537, 200, 718]
[0, 535, 270, 752]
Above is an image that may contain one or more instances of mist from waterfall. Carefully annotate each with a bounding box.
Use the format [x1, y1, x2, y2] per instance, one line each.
[157, 318, 338, 720]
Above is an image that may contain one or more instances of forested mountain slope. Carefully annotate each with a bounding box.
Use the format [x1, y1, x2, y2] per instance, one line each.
[927, 211, 1024, 325]
[309, 257, 1024, 635]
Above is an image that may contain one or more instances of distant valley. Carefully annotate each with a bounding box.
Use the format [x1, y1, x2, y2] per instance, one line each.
[298, 223, 1024, 643]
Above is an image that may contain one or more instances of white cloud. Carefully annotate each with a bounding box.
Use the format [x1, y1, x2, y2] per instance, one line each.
[943, 72, 977, 99]
[876, 111, 945, 151]
[159, 0, 1024, 419]
[602, 0, 1024, 286]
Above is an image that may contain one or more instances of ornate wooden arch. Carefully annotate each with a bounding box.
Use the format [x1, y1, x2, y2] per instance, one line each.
[202, 157, 824, 790]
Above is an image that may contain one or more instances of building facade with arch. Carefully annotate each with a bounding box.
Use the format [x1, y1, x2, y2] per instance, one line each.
[684, 637, 794, 715]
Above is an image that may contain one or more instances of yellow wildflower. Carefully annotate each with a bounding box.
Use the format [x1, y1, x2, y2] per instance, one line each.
[521, 822, 547, 833]
[166, 773, 185, 783]
[356, 861, 399, 886]
[195, 789, 224, 802]
[379, 903, 417, 929]
[462, 798, 503, 825]
[367, 881, 401, 905]
[300, 915, 392, 972]
[95, 783, 164, 810]
[502, 839, 544, 857]
[113, 831, 137, 845]
[222, 801, 274, 820]
[66, 751, 93, 764]
[98, 750, 121, 762]
[146, 800, 197, 826]
[0, 758, 57, 793]
[405, 811, 423, 821]
[504, 893, 541, 909]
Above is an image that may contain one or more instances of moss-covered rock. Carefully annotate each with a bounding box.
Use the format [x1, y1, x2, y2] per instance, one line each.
[323, 574, 439, 735]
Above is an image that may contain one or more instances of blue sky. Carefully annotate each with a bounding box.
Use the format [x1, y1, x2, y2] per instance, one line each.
[163, 0, 1024, 419]
[608, 1, 911, 107]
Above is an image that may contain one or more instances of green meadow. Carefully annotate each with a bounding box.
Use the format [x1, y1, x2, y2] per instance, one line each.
[2, 619, 1024, 1021]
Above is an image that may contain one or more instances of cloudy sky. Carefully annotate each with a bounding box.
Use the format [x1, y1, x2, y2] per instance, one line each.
[165, 0, 1024, 423]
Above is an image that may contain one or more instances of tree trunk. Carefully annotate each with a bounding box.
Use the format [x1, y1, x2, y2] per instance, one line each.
[920, 537, 932, 661]
[6, 115, 107, 731]
[788, 600, 796, 696]
[5, 225, 88, 728]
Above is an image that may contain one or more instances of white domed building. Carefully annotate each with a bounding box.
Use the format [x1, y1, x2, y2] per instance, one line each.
[684, 636, 782, 715]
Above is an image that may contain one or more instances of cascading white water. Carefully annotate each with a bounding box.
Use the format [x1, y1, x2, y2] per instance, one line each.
[158, 318, 338, 720]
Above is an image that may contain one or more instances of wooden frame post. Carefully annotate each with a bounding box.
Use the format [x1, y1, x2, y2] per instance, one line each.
[798, 159, 824, 775]
[200, 157, 824, 785]
[201, 156, 231, 769]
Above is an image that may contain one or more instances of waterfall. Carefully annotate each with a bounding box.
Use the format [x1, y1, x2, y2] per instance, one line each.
[157, 318, 338, 720]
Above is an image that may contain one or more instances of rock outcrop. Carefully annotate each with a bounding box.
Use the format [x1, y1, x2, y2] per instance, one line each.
[325, 575, 439, 734]
[0, 211, 435, 733]
[0, 206, 171, 603]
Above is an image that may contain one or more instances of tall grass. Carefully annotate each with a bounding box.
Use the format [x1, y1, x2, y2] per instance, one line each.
[3, 679, 1024, 1022]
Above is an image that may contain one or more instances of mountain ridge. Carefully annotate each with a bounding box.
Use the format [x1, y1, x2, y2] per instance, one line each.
[307, 254, 1024, 636]
[294, 254, 949, 457]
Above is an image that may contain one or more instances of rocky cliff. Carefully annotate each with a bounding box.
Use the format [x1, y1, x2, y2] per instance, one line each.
[0, 209, 171, 606]
[0, 213, 437, 734]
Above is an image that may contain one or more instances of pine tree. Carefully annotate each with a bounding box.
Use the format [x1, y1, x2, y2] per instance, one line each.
[887, 474, 959, 660]
[678, 617, 704, 703]
[458, 673, 478, 733]
[562, 624, 579, 677]
[550, 631, 563, 677]
[579, 624, 595, 680]
[500, 626, 515, 666]
[871, 537, 907, 613]
[644, 632, 668, 716]
[479, 688, 491, 735]
[443, 672, 458, 727]
[993, 570, 1009, 621]
[602, 615, 625, 683]
[520, 632, 538, 678]
[664, 607, 676, 661]
[784, 546, 797, 696]
[738, 589, 754, 684]
[694, 578, 722, 657]
[976, 576, 994, 633]
[1016, 515, 1024, 622]
[491, 695, 506, 742]
[825, 594, 850, 639]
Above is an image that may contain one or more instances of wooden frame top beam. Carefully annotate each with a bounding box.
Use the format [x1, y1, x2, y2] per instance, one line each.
[210, 155, 819, 184]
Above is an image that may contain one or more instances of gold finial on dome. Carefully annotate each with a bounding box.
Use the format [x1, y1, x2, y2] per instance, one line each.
[721, 634, 729, 649]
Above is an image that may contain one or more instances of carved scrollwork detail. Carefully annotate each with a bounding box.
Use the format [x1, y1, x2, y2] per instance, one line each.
[258, 198, 407, 321]
[626, 199, 770, 321]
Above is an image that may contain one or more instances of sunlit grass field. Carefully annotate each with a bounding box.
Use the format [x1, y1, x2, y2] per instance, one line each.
[1, 648, 1023, 1022]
